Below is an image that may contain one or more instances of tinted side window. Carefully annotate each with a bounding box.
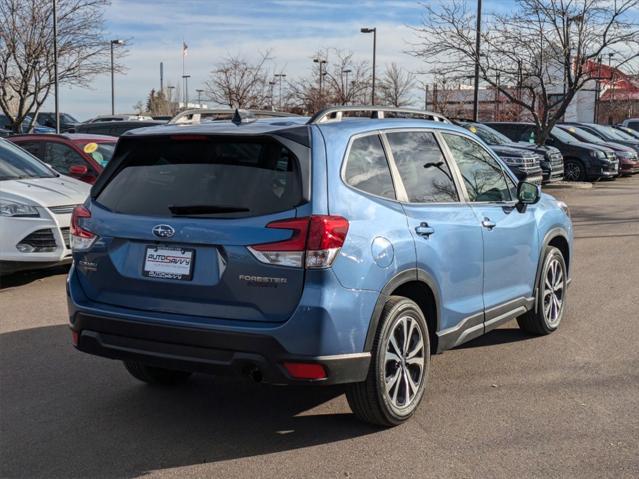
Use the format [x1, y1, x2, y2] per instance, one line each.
[442, 134, 512, 202]
[344, 135, 395, 199]
[43, 142, 89, 174]
[386, 131, 458, 203]
[16, 141, 43, 160]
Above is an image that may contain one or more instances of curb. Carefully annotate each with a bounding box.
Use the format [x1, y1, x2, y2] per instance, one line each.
[542, 181, 593, 190]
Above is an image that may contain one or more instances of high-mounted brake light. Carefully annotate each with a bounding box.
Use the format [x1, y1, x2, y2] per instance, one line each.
[70, 206, 97, 251]
[248, 215, 349, 269]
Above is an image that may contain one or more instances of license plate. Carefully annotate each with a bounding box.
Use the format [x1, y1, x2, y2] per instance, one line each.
[143, 246, 195, 281]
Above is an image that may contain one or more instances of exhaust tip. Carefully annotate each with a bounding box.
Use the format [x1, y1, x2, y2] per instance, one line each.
[242, 364, 263, 383]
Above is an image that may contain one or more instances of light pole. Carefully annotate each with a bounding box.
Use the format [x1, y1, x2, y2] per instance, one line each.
[269, 81, 276, 109]
[360, 27, 377, 105]
[274, 73, 286, 110]
[110, 39, 124, 115]
[53, 0, 59, 133]
[196, 89, 204, 107]
[313, 58, 327, 104]
[182, 74, 191, 107]
[342, 69, 352, 103]
[472, 0, 482, 121]
[167, 85, 176, 114]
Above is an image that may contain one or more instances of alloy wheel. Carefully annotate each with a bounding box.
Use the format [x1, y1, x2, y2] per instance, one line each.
[564, 161, 582, 181]
[384, 315, 425, 410]
[543, 258, 565, 327]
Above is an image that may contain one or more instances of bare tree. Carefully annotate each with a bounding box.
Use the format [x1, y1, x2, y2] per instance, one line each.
[204, 53, 271, 108]
[411, 0, 639, 143]
[287, 49, 370, 114]
[0, 0, 119, 132]
[378, 63, 415, 107]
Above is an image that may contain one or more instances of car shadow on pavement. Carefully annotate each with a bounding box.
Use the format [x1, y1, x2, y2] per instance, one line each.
[0, 265, 69, 290]
[0, 324, 378, 479]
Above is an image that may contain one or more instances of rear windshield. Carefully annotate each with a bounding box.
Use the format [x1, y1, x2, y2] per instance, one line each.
[96, 136, 303, 218]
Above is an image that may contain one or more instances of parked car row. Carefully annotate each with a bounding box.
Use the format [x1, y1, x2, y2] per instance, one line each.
[461, 121, 639, 182]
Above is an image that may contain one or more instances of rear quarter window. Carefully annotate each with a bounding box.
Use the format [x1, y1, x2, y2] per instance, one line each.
[96, 136, 304, 218]
[344, 135, 396, 199]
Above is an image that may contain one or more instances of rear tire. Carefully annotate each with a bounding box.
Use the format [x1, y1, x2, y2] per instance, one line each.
[123, 361, 192, 386]
[346, 296, 430, 427]
[517, 246, 567, 335]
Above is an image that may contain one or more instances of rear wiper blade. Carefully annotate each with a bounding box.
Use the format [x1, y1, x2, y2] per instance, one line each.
[168, 204, 250, 215]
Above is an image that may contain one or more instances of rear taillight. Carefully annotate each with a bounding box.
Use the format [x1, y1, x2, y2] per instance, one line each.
[70, 206, 97, 251]
[248, 215, 349, 269]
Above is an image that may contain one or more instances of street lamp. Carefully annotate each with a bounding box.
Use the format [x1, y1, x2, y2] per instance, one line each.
[196, 89, 204, 106]
[313, 58, 327, 102]
[342, 69, 352, 103]
[110, 39, 124, 115]
[182, 74, 191, 107]
[360, 27, 377, 105]
[274, 73, 287, 110]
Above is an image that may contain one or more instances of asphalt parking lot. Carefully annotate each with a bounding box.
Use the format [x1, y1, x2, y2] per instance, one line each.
[1, 176, 638, 479]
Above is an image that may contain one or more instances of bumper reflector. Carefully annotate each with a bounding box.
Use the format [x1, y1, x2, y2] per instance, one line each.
[71, 330, 79, 346]
[283, 362, 327, 380]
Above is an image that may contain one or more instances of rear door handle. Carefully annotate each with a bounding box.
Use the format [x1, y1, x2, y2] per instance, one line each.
[415, 222, 435, 238]
[481, 217, 496, 230]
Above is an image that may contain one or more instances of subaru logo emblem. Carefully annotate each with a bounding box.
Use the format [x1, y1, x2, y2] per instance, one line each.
[152, 224, 175, 238]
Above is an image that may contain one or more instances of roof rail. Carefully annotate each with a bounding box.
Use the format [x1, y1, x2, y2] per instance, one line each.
[168, 108, 298, 125]
[307, 106, 450, 124]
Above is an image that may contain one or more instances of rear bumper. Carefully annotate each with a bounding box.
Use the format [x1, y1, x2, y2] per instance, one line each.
[72, 313, 370, 385]
[67, 266, 376, 385]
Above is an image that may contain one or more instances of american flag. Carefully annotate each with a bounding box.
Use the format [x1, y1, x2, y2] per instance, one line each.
[182, 42, 188, 57]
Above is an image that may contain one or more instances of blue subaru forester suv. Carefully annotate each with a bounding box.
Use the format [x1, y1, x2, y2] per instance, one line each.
[67, 107, 573, 426]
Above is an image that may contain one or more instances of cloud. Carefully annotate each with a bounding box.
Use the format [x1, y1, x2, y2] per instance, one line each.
[46, 1, 433, 118]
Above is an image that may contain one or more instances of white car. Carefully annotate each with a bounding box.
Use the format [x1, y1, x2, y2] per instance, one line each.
[0, 139, 90, 274]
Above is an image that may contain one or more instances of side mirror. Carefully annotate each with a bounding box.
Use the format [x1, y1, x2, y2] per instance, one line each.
[68, 164, 89, 177]
[516, 181, 540, 212]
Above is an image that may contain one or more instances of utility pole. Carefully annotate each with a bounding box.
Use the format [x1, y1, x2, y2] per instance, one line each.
[360, 27, 377, 105]
[274, 73, 286, 110]
[472, 0, 482, 121]
[608, 52, 615, 123]
[53, 0, 59, 133]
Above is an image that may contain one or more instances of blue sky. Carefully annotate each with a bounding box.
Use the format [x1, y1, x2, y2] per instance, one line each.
[44, 0, 634, 119]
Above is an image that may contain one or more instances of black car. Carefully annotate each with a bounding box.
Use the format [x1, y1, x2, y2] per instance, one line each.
[72, 120, 166, 137]
[32, 112, 80, 132]
[562, 122, 639, 154]
[486, 122, 619, 182]
[463, 122, 564, 183]
[557, 125, 639, 176]
[456, 122, 543, 184]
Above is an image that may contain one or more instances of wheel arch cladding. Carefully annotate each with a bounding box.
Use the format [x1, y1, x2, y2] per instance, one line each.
[548, 235, 570, 273]
[364, 269, 440, 354]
